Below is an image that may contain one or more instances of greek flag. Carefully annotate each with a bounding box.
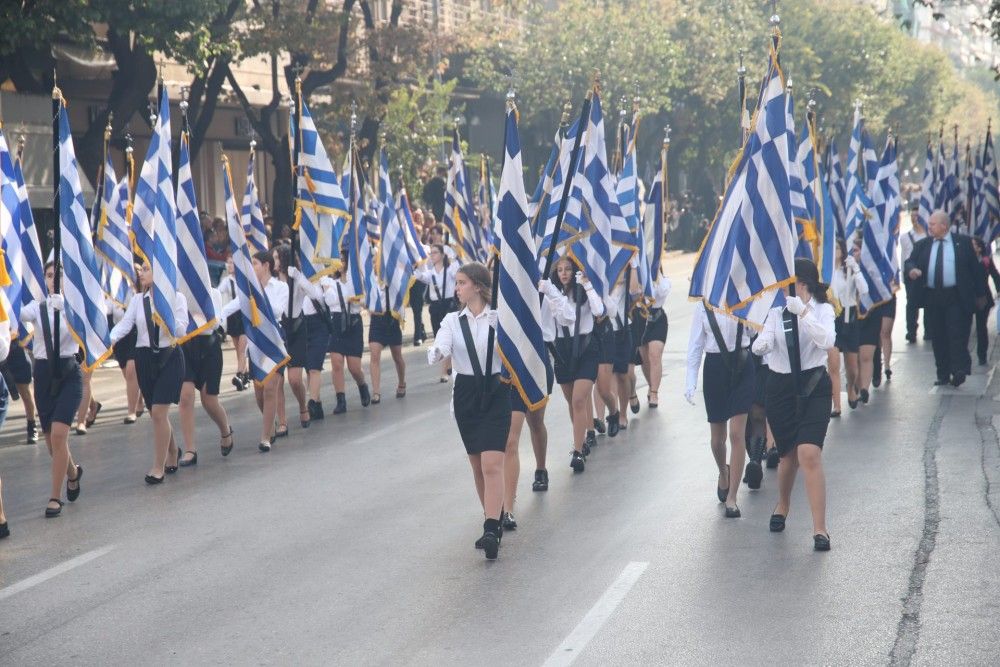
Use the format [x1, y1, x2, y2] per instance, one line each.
[529, 133, 560, 241]
[14, 151, 46, 343]
[943, 141, 963, 220]
[610, 115, 639, 289]
[643, 147, 667, 280]
[95, 145, 135, 304]
[786, 94, 812, 260]
[132, 88, 178, 338]
[689, 45, 795, 327]
[817, 159, 837, 285]
[478, 159, 498, 257]
[978, 129, 1000, 241]
[0, 129, 22, 327]
[377, 148, 414, 320]
[176, 131, 217, 340]
[916, 142, 935, 234]
[826, 141, 846, 240]
[443, 131, 478, 260]
[242, 149, 268, 254]
[395, 178, 427, 265]
[933, 140, 947, 210]
[344, 149, 368, 302]
[970, 146, 983, 235]
[564, 92, 618, 299]
[536, 121, 582, 271]
[496, 105, 549, 410]
[57, 102, 112, 369]
[223, 155, 288, 383]
[295, 99, 348, 279]
[859, 137, 899, 316]
[843, 106, 874, 241]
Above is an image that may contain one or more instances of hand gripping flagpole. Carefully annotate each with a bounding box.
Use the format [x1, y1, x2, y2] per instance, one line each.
[51, 75, 62, 365]
[541, 75, 594, 281]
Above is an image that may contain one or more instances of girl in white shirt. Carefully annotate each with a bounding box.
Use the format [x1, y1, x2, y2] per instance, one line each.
[751, 258, 835, 551]
[220, 255, 250, 390]
[427, 261, 509, 560]
[110, 263, 189, 483]
[828, 240, 868, 414]
[20, 262, 83, 517]
[324, 249, 371, 414]
[416, 244, 459, 382]
[636, 273, 672, 408]
[250, 250, 285, 450]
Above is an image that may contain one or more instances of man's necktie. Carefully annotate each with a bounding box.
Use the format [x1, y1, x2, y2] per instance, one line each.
[934, 239, 944, 289]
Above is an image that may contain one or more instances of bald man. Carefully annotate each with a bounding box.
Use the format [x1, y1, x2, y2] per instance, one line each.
[904, 210, 986, 387]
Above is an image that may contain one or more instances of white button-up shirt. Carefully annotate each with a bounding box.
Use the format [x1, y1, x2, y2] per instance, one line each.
[416, 263, 458, 302]
[686, 301, 749, 392]
[427, 307, 502, 375]
[110, 292, 190, 348]
[20, 299, 81, 359]
[751, 302, 836, 373]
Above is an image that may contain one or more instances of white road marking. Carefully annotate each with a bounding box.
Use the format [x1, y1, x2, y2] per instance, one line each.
[542, 561, 649, 667]
[0, 545, 115, 601]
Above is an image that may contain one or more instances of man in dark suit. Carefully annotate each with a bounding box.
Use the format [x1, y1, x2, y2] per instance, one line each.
[904, 210, 987, 387]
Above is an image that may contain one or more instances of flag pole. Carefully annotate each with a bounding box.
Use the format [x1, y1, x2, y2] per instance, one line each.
[737, 49, 747, 147]
[292, 73, 303, 267]
[541, 79, 594, 281]
[52, 75, 62, 362]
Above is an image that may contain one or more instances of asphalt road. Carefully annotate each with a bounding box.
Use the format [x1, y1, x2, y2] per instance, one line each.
[1, 253, 999, 666]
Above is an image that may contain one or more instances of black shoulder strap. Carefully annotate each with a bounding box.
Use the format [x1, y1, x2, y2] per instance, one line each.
[570, 283, 583, 361]
[704, 306, 731, 356]
[40, 304, 55, 362]
[285, 275, 295, 324]
[459, 314, 484, 378]
[336, 282, 348, 333]
[431, 269, 443, 300]
[143, 295, 159, 349]
[782, 308, 801, 377]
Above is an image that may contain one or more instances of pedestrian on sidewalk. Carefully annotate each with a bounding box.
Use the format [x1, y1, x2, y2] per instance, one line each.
[904, 210, 986, 387]
[427, 262, 510, 560]
[20, 264, 84, 517]
[685, 299, 756, 517]
[110, 263, 188, 483]
[971, 236, 1000, 366]
[752, 258, 836, 551]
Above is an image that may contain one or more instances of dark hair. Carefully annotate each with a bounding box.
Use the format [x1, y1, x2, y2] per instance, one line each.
[835, 239, 848, 269]
[431, 243, 450, 269]
[457, 262, 491, 303]
[552, 255, 581, 300]
[253, 249, 275, 275]
[272, 244, 294, 274]
[794, 257, 828, 304]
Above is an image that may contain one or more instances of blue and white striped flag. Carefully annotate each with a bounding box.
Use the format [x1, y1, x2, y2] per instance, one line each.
[609, 115, 639, 291]
[933, 139, 948, 211]
[970, 146, 983, 235]
[843, 106, 874, 242]
[223, 155, 288, 383]
[496, 105, 550, 410]
[14, 150, 46, 344]
[529, 132, 560, 247]
[916, 142, 935, 235]
[536, 121, 581, 272]
[944, 140, 963, 220]
[859, 137, 898, 316]
[817, 159, 837, 285]
[396, 179, 427, 265]
[176, 131, 218, 340]
[56, 102, 112, 369]
[0, 129, 23, 329]
[443, 130, 479, 261]
[96, 174, 133, 301]
[978, 128, 1000, 241]
[377, 148, 414, 320]
[826, 140, 846, 240]
[242, 149, 268, 254]
[344, 149, 368, 303]
[295, 99, 348, 279]
[132, 87, 178, 338]
[689, 44, 796, 327]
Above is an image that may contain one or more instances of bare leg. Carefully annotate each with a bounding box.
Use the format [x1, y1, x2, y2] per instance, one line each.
[844, 351, 860, 401]
[75, 370, 93, 427]
[16, 383, 35, 422]
[480, 451, 505, 520]
[595, 364, 617, 413]
[149, 404, 173, 477]
[560, 383, 575, 425]
[775, 452, 799, 517]
[369, 342, 384, 396]
[308, 369, 323, 401]
[347, 356, 365, 387]
[592, 385, 605, 422]
[45, 423, 74, 507]
[880, 317, 894, 375]
[526, 405, 547, 471]
[571, 379, 595, 452]
[234, 335, 248, 374]
[504, 411, 525, 513]
[178, 382, 197, 454]
[275, 374, 287, 431]
[389, 345, 405, 388]
[726, 414, 748, 507]
[330, 353, 346, 393]
[797, 444, 827, 535]
[827, 348, 842, 413]
[260, 377, 278, 443]
[468, 454, 486, 510]
[0, 474, 6, 524]
[857, 344, 875, 393]
[199, 390, 230, 436]
[615, 373, 631, 426]
[647, 340, 664, 396]
[637, 346, 651, 385]
[124, 361, 141, 416]
[709, 422, 728, 493]
[287, 367, 308, 415]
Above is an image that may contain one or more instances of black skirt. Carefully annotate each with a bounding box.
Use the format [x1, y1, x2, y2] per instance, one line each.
[5, 343, 33, 384]
[882, 295, 897, 319]
[135, 346, 185, 406]
[834, 316, 860, 353]
[611, 325, 633, 374]
[283, 316, 309, 368]
[642, 308, 668, 344]
[369, 312, 403, 347]
[551, 334, 599, 385]
[858, 305, 882, 346]
[226, 312, 245, 337]
[752, 355, 769, 406]
[112, 325, 138, 367]
[33, 357, 83, 433]
[765, 367, 832, 457]
[428, 298, 455, 336]
[328, 313, 364, 357]
[630, 315, 647, 365]
[702, 351, 755, 423]
[182, 333, 223, 395]
[595, 319, 615, 364]
[305, 313, 331, 371]
[510, 362, 554, 413]
[453, 373, 512, 454]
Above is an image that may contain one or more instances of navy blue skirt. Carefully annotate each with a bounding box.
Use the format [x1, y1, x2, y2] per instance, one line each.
[329, 313, 364, 357]
[453, 374, 511, 454]
[703, 351, 755, 423]
[5, 343, 33, 384]
[369, 312, 403, 347]
[305, 313, 331, 371]
[284, 317, 309, 368]
[182, 334, 223, 395]
[33, 357, 83, 432]
[135, 346, 185, 406]
[552, 335, 599, 385]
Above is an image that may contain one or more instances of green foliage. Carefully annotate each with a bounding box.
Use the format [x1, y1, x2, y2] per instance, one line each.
[380, 74, 461, 179]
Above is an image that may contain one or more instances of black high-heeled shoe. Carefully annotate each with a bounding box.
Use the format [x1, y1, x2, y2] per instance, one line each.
[717, 465, 730, 503]
[481, 519, 501, 560]
[179, 451, 198, 467]
[593, 418, 606, 435]
[859, 388, 870, 404]
[144, 474, 164, 485]
[570, 450, 585, 473]
[532, 469, 549, 492]
[606, 412, 620, 437]
[769, 513, 786, 532]
[220, 427, 235, 457]
[813, 533, 831, 551]
[0, 521, 9, 539]
[66, 465, 82, 502]
[724, 505, 741, 518]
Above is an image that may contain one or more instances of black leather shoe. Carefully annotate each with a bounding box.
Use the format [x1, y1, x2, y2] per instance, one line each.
[745, 460, 763, 490]
[769, 513, 786, 532]
[570, 451, 585, 473]
[606, 412, 620, 437]
[333, 392, 347, 415]
[66, 465, 82, 502]
[885, 369, 893, 381]
[532, 469, 549, 492]
[951, 373, 966, 387]
[258, 441, 271, 453]
[830, 410, 841, 418]
[0, 521, 8, 539]
[359, 383, 372, 407]
[501, 512, 517, 531]
[593, 418, 606, 435]
[45, 499, 64, 517]
[26, 419, 38, 444]
[85, 401, 103, 428]
[144, 474, 164, 485]
[584, 431, 596, 456]
[482, 519, 501, 560]
[905, 333, 916, 343]
[848, 397, 859, 409]
[179, 451, 198, 467]
[765, 448, 780, 469]
[717, 465, 729, 503]
[859, 389, 869, 404]
[933, 378, 949, 386]
[814, 533, 831, 551]
[724, 505, 741, 518]
[220, 427, 235, 457]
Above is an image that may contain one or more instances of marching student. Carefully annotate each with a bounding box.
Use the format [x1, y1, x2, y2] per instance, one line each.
[220, 255, 250, 390]
[110, 262, 188, 483]
[685, 300, 755, 517]
[751, 258, 835, 551]
[608, 267, 641, 429]
[20, 263, 84, 515]
[3, 336, 39, 442]
[177, 287, 234, 465]
[273, 243, 322, 428]
[591, 313, 621, 441]
[108, 275, 143, 423]
[636, 272, 671, 408]
[829, 240, 868, 413]
[304, 274, 335, 420]
[368, 308, 406, 403]
[252, 250, 287, 448]
[415, 244, 458, 382]
[427, 261, 510, 560]
[0, 317, 8, 537]
[325, 248, 371, 414]
[853, 235, 880, 405]
[546, 255, 604, 473]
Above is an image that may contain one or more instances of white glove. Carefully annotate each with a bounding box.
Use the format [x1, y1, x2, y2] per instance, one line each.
[539, 279, 560, 298]
[785, 295, 805, 315]
[845, 256, 858, 272]
[577, 271, 594, 291]
[486, 309, 498, 329]
[427, 346, 445, 365]
[47, 294, 65, 311]
[753, 339, 773, 356]
[287, 266, 300, 279]
[684, 386, 696, 405]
